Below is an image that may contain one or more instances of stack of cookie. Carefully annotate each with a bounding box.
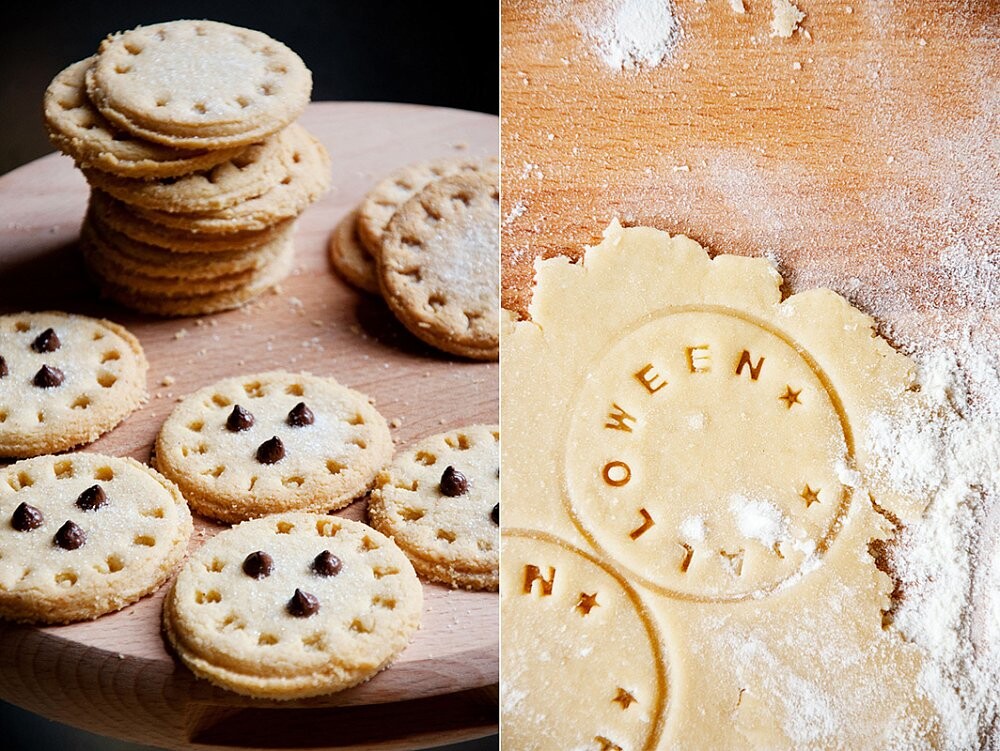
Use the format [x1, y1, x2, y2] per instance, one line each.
[329, 157, 499, 360]
[44, 20, 330, 316]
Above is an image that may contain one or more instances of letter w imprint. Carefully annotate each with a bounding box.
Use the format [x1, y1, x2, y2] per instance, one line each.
[736, 350, 765, 381]
[523, 564, 555, 595]
[605, 403, 636, 432]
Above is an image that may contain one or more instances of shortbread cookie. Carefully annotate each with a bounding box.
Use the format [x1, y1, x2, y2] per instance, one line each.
[356, 156, 497, 257]
[84, 211, 289, 280]
[131, 125, 330, 233]
[379, 172, 500, 360]
[163, 513, 421, 698]
[87, 20, 311, 149]
[95, 238, 294, 317]
[154, 372, 393, 522]
[328, 211, 379, 294]
[0, 312, 147, 458]
[369, 425, 499, 590]
[89, 190, 294, 253]
[0, 453, 192, 624]
[81, 134, 285, 213]
[81, 222, 263, 297]
[44, 58, 242, 179]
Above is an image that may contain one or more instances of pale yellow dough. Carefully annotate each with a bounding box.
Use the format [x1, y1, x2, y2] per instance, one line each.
[501, 221, 939, 750]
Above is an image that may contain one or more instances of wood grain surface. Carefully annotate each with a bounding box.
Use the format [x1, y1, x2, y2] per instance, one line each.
[501, 0, 997, 341]
[0, 102, 498, 750]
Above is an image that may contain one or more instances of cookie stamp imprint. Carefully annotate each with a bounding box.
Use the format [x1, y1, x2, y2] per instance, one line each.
[563, 306, 855, 601]
[501, 529, 668, 751]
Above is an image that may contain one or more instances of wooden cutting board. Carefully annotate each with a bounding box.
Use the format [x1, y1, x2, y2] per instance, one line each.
[501, 0, 997, 336]
[0, 102, 498, 751]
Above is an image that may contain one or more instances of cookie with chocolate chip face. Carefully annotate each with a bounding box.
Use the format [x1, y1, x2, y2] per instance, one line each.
[154, 372, 393, 523]
[163, 513, 422, 699]
[0, 312, 148, 458]
[0, 453, 192, 624]
[369, 425, 499, 591]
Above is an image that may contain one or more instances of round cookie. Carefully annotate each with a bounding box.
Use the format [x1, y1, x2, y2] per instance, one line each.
[86, 20, 312, 149]
[0, 312, 148, 458]
[154, 372, 393, 522]
[89, 190, 294, 254]
[81, 221, 263, 297]
[0, 453, 193, 624]
[81, 133, 285, 213]
[356, 156, 497, 257]
[378, 172, 500, 360]
[131, 125, 330, 234]
[44, 58, 243, 178]
[94, 238, 294, 317]
[84, 211, 289, 280]
[328, 211, 379, 294]
[369, 425, 499, 591]
[163, 513, 422, 699]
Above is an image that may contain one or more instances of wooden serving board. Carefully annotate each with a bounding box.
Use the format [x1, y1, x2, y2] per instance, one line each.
[501, 0, 997, 337]
[0, 102, 498, 750]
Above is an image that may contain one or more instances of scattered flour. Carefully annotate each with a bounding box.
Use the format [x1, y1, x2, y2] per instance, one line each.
[730, 495, 787, 547]
[865, 320, 1000, 751]
[582, 0, 682, 71]
[679, 515, 707, 542]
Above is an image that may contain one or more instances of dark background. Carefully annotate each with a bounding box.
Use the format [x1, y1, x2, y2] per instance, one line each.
[0, 2, 498, 749]
[0, 1, 499, 175]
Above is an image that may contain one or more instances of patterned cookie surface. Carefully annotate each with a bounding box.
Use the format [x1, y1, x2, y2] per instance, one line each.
[356, 156, 497, 257]
[82, 133, 285, 213]
[0, 454, 192, 624]
[369, 425, 499, 590]
[155, 372, 393, 522]
[131, 125, 330, 233]
[0, 312, 147, 458]
[379, 172, 500, 360]
[44, 58, 242, 178]
[87, 20, 311, 149]
[163, 513, 422, 698]
[328, 211, 379, 294]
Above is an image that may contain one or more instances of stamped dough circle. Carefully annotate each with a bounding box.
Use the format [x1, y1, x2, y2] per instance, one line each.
[563, 306, 853, 601]
[501, 529, 668, 751]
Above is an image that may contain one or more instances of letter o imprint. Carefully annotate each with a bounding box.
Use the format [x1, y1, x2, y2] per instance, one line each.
[602, 460, 631, 487]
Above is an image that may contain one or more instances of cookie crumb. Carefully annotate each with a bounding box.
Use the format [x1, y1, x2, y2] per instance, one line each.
[771, 0, 806, 38]
[174, 328, 188, 340]
[161, 375, 176, 387]
[389, 418, 402, 429]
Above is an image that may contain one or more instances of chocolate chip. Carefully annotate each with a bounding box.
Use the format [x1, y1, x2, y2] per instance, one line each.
[491, 503, 499, 526]
[226, 405, 254, 432]
[256, 436, 285, 464]
[31, 328, 61, 353]
[33, 365, 64, 388]
[312, 550, 342, 577]
[286, 402, 314, 427]
[440, 466, 468, 497]
[55, 520, 86, 550]
[75, 484, 107, 511]
[0, 356, 8, 378]
[287, 588, 320, 617]
[242, 551, 274, 579]
[11, 502, 43, 531]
